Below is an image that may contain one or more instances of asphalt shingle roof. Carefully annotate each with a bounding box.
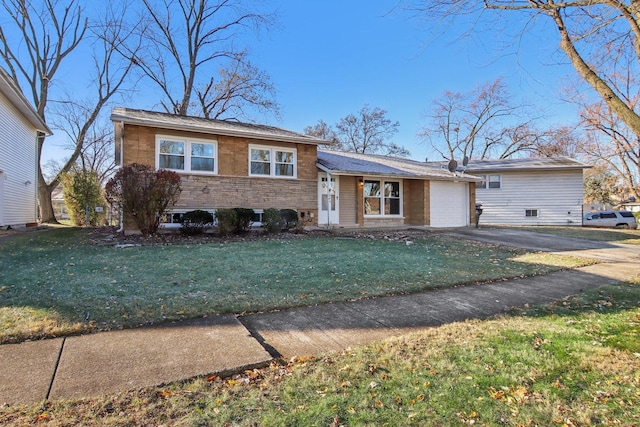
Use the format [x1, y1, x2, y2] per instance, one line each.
[427, 157, 590, 172]
[111, 107, 330, 145]
[317, 150, 480, 181]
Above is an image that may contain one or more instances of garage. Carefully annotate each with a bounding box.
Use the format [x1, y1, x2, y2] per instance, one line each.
[430, 181, 469, 227]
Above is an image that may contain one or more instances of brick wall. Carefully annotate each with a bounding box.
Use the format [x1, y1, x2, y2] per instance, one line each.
[120, 124, 320, 229]
[403, 179, 430, 226]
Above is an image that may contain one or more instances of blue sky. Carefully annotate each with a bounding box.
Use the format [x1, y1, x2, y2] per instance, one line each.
[41, 0, 581, 164]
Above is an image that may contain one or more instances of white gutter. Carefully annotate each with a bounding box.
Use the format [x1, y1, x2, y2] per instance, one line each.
[117, 121, 124, 232]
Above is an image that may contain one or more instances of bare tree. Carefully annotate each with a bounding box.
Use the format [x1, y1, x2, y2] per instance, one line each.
[580, 100, 640, 199]
[310, 105, 409, 157]
[530, 126, 581, 158]
[0, 0, 139, 222]
[53, 108, 118, 185]
[196, 51, 278, 121]
[408, 1, 640, 149]
[0, 0, 86, 222]
[420, 79, 538, 160]
[128, 0, 278, 120]
[304, 120, 338, 144]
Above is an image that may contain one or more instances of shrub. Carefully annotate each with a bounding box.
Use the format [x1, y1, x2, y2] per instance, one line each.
[180, 210, 213, 235]
[262, 208, 282, 234]
[280, 209, 299, 230]
[232, 208, 255, 234]
[60, 170, 107, 226]
[105, 163, 182, 235]
[215, 209, 237, 236]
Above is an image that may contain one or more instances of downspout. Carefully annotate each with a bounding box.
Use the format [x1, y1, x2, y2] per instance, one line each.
[117, 121, 125, 232]
[326, 171, 332, 229]
[35, 132, 44, 224]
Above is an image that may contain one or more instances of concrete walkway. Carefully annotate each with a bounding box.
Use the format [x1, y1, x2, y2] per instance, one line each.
[1, 229, 639, 405]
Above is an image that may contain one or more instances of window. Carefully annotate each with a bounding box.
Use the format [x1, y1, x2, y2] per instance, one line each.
[525, 209, 538, 217]
[478, 175, 501, 189]
[364, 180, 381, 215]
[251, 209, 266, 226]
[161, 209, 217, 228]
[364, 179, 401, 216]
[384, 182, 400, 215]
[156, 136, 217, 174]
[249, 145, 296, 178]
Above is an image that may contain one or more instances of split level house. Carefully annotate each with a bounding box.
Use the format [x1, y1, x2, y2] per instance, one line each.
[0, 68, 52, 228]
[111, 107, 480, 233]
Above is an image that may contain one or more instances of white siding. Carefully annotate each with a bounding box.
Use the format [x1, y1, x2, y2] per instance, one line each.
[0, 90, 38, 227]
[430, 181, 469, 227]
[476, 170, 584, 226]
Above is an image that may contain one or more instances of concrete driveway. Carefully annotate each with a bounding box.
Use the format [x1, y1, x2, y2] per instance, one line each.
[448, 227, 640, 263]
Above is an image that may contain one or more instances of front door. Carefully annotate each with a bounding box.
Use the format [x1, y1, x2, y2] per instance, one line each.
[318, 173, 339, 226]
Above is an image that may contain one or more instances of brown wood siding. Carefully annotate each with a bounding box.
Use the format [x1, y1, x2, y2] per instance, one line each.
[338, 175, 358, 226]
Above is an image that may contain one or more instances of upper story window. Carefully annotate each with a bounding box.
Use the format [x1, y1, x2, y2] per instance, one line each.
[364, 179, 402, 216]
[478, 174, 501, 189]
[156, 136, 217, 174]
[249, 145, 296, 178]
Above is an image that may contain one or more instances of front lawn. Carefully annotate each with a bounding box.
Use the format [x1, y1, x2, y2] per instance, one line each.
[0, 227, 593, 343]
[2, 279, 638, 426]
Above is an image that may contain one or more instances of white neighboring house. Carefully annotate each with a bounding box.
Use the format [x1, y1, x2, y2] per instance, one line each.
[0, 68, 52, 228]
[463, 157, 591, 226]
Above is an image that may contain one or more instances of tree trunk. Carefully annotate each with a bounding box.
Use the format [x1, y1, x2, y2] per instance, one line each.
[38, 174, 58, 224]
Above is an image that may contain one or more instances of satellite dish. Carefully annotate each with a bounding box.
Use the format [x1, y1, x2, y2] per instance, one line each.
[462, 156, 469, 167]
[447, 159, 458, 173]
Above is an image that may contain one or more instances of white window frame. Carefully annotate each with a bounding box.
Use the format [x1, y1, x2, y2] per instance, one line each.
[363, 178, 403, 217]
[249, 144, 297, 178]
[525, 209, 539, 218]
[156, 135, 218, 175]
[477, 174, 502, 189]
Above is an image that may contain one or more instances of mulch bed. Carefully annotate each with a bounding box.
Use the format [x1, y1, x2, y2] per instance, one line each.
[88, 226, 436, 247]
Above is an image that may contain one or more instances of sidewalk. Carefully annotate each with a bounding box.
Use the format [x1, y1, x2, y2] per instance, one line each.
[1, 230, 639, 406]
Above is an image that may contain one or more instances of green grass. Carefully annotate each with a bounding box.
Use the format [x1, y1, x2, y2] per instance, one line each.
[0, 227, 593, 343]
[2, 280, 638, 426]
[518, 225, 640, 244]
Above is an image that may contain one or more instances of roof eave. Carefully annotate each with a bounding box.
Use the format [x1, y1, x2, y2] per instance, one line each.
[466, 165, 591, 173]
[0, 69, 52, 135]
[111, 112, 329, 146]
[316, 164, 481, 181]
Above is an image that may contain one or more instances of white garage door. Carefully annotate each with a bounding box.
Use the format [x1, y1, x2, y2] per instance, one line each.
[430, 181, 469, 228]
